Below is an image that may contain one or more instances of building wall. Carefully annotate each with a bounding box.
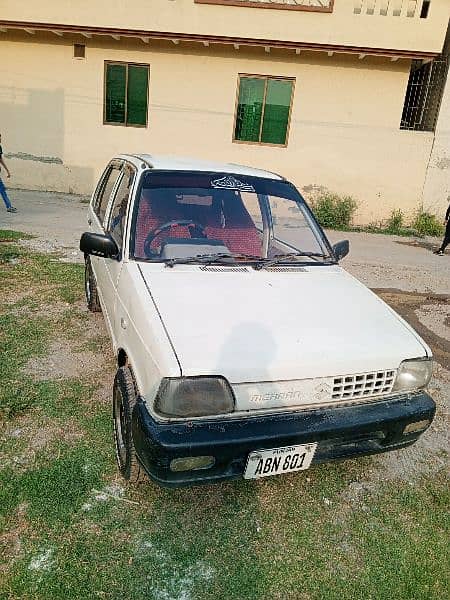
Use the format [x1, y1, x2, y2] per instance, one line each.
[0, 36, 435, 223]
[2, 0, 449, 55]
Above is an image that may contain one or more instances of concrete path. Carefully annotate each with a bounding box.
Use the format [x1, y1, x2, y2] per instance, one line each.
[327, 229, 450, 295]
[1, 189, 88, 260]
[2, 188, 450, 294]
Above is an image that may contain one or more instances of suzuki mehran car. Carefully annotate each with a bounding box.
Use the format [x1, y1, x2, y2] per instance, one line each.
[80, 154, 435, 487]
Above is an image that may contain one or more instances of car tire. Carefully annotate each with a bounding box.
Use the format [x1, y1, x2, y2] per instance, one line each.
[84, 256, 102, 313]
[113, 366, 148, 484]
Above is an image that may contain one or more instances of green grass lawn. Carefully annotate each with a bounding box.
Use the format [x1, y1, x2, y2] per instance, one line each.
[0, 231, 448, 600]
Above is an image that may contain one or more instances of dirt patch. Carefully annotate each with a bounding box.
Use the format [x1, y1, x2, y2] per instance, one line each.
[6, 299, 77, 321]
[364, 288, 450, 483]
[3, 290, 35, 306]
[24, 339, 106, 381]
[0, 502, 29, 572]
[0, 419, 84, 472]
[19, 238, 82, 263]
[415, 303, 450, 344]
[394, 239, 440, 252]
[372, 362, 448, 483]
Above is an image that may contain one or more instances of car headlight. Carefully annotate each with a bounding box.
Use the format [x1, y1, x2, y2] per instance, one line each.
[155, 376, 235, 418]
[392, 358, 432, 393]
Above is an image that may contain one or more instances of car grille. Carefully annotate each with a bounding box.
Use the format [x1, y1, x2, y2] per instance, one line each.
[332, 370, 396, 400]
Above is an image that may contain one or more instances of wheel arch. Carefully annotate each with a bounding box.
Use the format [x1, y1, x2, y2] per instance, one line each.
[118, 347, 128, 368]
[117, 348, 141, 396]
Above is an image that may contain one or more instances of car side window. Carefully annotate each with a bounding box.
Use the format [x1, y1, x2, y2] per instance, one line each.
[94, 164, 122, 226]
[268, 195, 323, 255]
[107, 165, 135, 250]
[240, 191, 263, 231]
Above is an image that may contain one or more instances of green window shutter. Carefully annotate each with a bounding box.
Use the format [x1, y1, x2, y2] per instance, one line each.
[261, 79, 293, 145]
[105, 64, 126, 124]
[127, 65, 149, 126]
[234, 77, 265, 142]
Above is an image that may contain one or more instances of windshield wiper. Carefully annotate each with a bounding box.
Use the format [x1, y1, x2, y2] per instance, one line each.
[164, 252, 260, 268]
[254, 252, 330, 270]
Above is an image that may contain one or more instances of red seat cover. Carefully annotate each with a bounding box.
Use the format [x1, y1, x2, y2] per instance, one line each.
[134, 189, 262, 258]
[134, 190, 191, 257]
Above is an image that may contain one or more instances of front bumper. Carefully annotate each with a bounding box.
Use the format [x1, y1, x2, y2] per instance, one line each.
[132, 392, 435, 488]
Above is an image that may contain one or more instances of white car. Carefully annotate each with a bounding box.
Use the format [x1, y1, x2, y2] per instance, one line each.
[80, 154, 435, 487]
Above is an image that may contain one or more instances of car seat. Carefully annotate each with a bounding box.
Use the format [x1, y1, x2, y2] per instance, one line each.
[134, 189, 192, 257]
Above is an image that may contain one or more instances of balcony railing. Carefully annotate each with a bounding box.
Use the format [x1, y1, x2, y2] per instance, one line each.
[194, 0, 334, 12]
[353, 0, 431, 18]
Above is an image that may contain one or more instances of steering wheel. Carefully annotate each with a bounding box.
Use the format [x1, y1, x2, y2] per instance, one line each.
[143, 219, 207, 257]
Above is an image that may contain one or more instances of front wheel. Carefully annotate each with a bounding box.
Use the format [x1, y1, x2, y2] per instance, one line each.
[84, 256, 101, 313]
[113, 366, 147, 483]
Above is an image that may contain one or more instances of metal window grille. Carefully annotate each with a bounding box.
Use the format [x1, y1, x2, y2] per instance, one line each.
[354, 0, 431, 18]
[400, 57, 449, 131]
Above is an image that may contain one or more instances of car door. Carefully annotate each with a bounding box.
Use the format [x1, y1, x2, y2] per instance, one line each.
[103, 162, 136, 340]
[88, 160, 123, 329]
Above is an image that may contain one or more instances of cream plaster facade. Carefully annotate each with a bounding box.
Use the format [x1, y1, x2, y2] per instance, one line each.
[2, 0, 449, 54]
[422, 34, 450, 219]
[1, 0, 449, 223]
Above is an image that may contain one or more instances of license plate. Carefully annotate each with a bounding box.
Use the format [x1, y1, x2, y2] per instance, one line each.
[244, 443, 317, 479]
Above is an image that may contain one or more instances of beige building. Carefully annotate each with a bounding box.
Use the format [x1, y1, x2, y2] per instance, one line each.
[1, 0, 449, 223]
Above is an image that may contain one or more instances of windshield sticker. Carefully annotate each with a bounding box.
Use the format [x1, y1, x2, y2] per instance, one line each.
[211, 175, 255, 192]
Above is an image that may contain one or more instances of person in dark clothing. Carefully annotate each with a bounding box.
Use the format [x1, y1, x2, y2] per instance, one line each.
[434, 199, 450, 256]
[0, 133, 17, 213]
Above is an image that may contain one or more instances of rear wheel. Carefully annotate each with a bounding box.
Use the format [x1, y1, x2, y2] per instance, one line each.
[84, 256, 101, 313]
[113, 366, 147, 483]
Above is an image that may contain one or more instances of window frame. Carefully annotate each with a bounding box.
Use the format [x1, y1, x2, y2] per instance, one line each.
[232, 74, 296, 148]
[128, 170, 333, 263]
[105, 162, 137, 252]
[103, 61, 150, 128]
[93, 160, 124, 227]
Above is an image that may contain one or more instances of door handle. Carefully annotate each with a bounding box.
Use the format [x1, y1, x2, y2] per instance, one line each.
[120, 317, 127, 330]
[88, 218, 92, 226]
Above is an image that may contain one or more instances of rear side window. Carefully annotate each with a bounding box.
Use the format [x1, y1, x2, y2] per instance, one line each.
[107, 165, 135, 249]
[94, 165, 122, 225]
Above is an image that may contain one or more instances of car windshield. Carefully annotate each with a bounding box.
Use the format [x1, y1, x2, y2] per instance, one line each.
[131, 171, 330, 263]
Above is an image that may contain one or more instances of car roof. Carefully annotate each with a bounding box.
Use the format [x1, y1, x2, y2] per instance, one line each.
[119, 154, 284, 181]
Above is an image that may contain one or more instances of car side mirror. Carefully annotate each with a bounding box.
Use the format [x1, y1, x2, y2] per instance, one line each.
[332, 240, 349, 261]
[80, 232, 119, 259]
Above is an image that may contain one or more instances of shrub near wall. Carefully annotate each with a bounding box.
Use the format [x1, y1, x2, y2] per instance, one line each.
[310, 190, 444, 237]
[311, 192, 358, 229]
[412, 212, 444, 237]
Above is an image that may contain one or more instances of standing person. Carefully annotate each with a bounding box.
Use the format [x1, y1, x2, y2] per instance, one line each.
[434, 198, 450, 256]
[0, 133, 17, 213]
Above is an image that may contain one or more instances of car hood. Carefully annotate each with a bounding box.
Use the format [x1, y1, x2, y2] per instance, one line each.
[138, 264, 428, 383]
